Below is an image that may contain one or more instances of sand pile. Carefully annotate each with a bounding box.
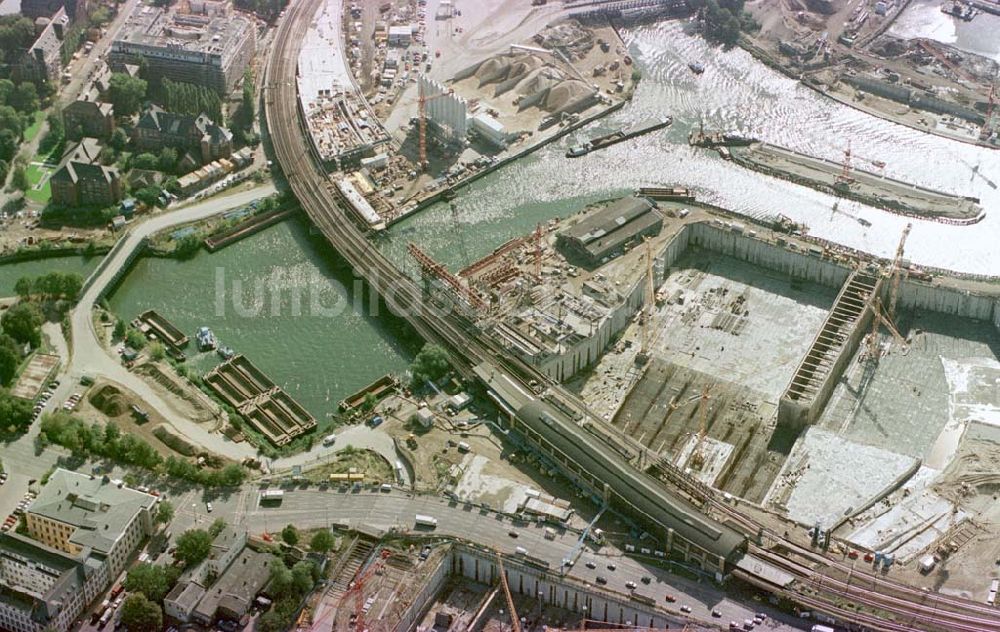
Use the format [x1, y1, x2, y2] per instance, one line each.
[543, 79, 592, 112]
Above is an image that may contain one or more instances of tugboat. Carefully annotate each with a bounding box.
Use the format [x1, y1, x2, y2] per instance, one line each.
[688, 62, 705, 75]
[216, 344, 235, 360]
[196, 327, 217, 351]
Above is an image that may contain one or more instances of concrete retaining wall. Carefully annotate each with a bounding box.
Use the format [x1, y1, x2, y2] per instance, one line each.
[452, 544, 675, 627]
[897, 278, 996, 322]
[687, 221, 851, 288]
[391, 550, 451, 632]
[537, 222, 688, 381]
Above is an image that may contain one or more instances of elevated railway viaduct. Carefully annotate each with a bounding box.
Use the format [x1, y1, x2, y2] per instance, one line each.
[263, 1, 1000, 629]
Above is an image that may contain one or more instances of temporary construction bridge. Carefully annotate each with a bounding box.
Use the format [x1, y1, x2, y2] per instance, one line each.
[205, 354, 316, 446]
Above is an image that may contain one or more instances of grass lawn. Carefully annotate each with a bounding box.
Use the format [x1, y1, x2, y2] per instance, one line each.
[22, 112, 45, 143]
[24, 164, 53, 204]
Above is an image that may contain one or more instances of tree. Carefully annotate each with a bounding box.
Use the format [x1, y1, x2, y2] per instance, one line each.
[133, 185, 161, 207]
[267, 558, 294, 599]
[119, 594, 162, 632]
[157, 147, 177, 173]
[241, 69, 254, 127]
[10, 82, 38, 113]
[148, 341, 166, 361]
[124, 562, 176, 603]
[0, 344, 17, 386]
[154, 500, 174, 525]
[109, 127, 128, 151]
[108, 73, 147, 116]
[208, 517, 227, 538]
[13, 277, 31, 299]
[0, 129, 17, 162]
[131, 152, 158, 171]
[125, 328, 147, 350]
[174, 529, 212, 567]
[409, 343, 451, 388]
[0, 392, 32, 433]
[216, 463, 246, 487]
[113, 319, 126, 341]
[10, 162, 26, 191]
[2, 302, 42, 348]
[46, 111, 63, 139]
[280, 524, 298, 546]
[310, 529, 334, 554]
[291, 560, 315, 595]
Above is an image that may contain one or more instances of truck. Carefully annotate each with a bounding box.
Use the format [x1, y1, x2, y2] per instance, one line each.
[415, 514, 438, 528]
[322, 433, 337, 446]
[260, 489, 284, 505]
[544, 527, 556, 540]
[810, 626, 835, 632]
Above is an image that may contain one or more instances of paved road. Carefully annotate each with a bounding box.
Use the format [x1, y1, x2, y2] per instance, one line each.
[66, 184, 276, 460]
[268, 423, 412, 485]
[175, 486, 809, 631]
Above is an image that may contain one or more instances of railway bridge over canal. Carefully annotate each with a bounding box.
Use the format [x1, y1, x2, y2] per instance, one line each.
[263, 1, 1000, 629]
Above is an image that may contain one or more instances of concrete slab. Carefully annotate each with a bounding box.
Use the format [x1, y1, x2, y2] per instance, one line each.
[651, 251, 836, 402]
[847, 466, 965, 562]
[818, 310, 1000, 465]
[766, 426, 918, 529]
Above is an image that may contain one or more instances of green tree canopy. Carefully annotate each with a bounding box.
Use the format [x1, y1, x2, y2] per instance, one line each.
[124, 562, 179, 603]
[109, 73, 148, 116]
[208, 517, 227, 538]
[155, 500, 174, 525]
[409, 343, 451, 388]
[2, 302, 42, 348]
[0, 392, 32, 434]
[10, 163, 26, 191]
[10, 82, 38, 113]
[109, 127, 128, 151]
[0, 344, 17, 387]
[131, 152, 158, 171]
[174, 529, 212, 567]
[310, 529, 334, 554]
[119, 593, 163, 632]
[267, 558, 294, 598]
[280, 523, 298, 546]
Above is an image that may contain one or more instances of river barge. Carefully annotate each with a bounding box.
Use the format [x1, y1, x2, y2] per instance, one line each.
[719, 141, 984, 224]
[566, 115, 673, 158]
[133, 310, 189, 349]
[638, 186, 696, 202]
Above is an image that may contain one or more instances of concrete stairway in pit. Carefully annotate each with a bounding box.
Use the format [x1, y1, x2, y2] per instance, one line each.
[778, 269, 882, 432]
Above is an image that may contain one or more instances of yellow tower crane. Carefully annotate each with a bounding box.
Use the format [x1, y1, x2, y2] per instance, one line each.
[635, 238, 656, 366]
[689, 386, 712, 471]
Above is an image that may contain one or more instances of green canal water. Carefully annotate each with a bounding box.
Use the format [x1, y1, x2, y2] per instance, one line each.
[0, 255, 100, 296]
[3, 20, 995, 429]
[106, 217, 418, 423]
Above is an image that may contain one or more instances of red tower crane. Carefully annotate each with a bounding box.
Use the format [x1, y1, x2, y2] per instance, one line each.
[408, 243, 486, 310]
[334, 549, 392, 632]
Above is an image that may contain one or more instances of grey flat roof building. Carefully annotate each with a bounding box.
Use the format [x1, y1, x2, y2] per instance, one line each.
[556, 197, 663, 268]
[109, 2, 256, 93]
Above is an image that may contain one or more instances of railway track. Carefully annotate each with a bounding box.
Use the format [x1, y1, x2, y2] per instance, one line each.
[263, 2, 1000, 629]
